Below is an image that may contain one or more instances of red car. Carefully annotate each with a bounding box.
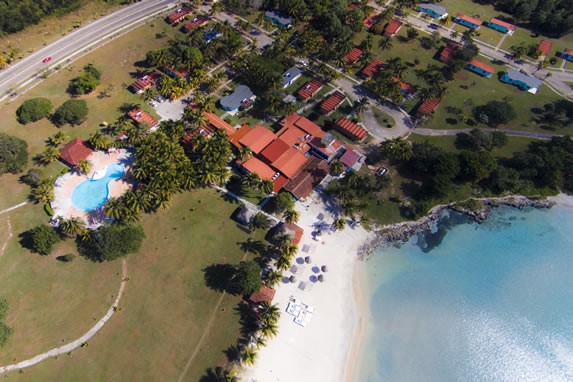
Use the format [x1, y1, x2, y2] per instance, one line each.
[42, 57, 52, 63]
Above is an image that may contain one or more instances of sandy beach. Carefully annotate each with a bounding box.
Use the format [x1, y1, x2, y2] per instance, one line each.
[242, 194, 374, 382]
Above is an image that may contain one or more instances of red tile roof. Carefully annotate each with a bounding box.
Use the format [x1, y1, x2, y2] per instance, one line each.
[239, 125, 277, 154]
[270, 148, 309, 178]
[489, 18, 516, 31]
[204, 112, 235, 136]
[361, 59, 384, 79]
[564, 49, 573, 56]
[363, 12, 378, 28]
[467, 59, 495, 74]
[538, 40, 552, 56]
[167, 7, 193, 24]
[417, 98, 441, 114]
[456, 13, 482, 26]
[397, 78, 416, 95]
[344, 48, 363, 65]
[293, 115, 324, 138]
[283, 156, 329, 200]
[384, 19, 403, 36]
[297, 80, 323, 101]
[160, 66, 189, 79]
[249, 284, 276, 304]
[60, 138, 94, 167]
[260, 139, 291, 163]
[127, 108, 158, 128]
[309, 135, 343, 159]
[339, 149, 360, 168]
[228, 124, 253, 149]
[273, 174, 289, 193]
[181, 124, 216, 144]
[242, 157, 277, 180]
[130, 71, 161, 93]
[285, 222, 304, 246]
[183, 15, 209, 32]
[276, 124, 309, 148]
[320, 91, 346, 114]
[440, 42, 459, 62]
[335, 117, 368, 141]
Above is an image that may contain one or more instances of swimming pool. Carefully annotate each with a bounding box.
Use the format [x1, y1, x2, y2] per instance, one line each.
[71, 163, 126, 212]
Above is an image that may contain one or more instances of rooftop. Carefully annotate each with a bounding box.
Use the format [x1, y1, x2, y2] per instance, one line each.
[344, 47, 363, 65]
[384, 19, 403, 35]
[242, 157, 277, 180]
[283, 156, 329, 200]
[363, 13, 378, 28]
[418, 3, 447, 15]
[183, 15, 209, 31]
[285, 222, 304, 246]
[204, 112, 236, 136]
[297, 80, 323, 100]
[127, 108, 158, 128]
[504, 68, 543, 89]
[320, 91, 345, 114]
[167, 7, 192, 23]
[220, 85, 254, 111]
[239, 125, 277, 154]
[440, 42, 459, 61]
[276, 124, 310, 148]
[335, 117, 368, 141]
[270, 148, 309, 179]
[361, 58, 384, 79]
[282, 66, 303, 88]
[467, 59, 496, 73]
[339, 149, 361, 168]
[249, 285, 276, 304]
[60, 138, 94, 167]
[455, 13, 483, 26]
[260, 139, 291, 163]
[417, 98, 441, 114]
[131, 71, 161, 93]
[538, 40, 552, 55]
[228, 124, 253, 149]
[489, 18, 516, 31]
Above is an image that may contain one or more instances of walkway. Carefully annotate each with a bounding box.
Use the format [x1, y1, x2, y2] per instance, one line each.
[0, 259, 128, 375]
[0, 201, 28, 215]
[414, 127, 559, 140]
[0, 218, 12, 258]
[212, 185, 280, 223]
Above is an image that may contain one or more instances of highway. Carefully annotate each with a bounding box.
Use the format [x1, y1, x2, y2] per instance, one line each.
[0, 0, 174, 99]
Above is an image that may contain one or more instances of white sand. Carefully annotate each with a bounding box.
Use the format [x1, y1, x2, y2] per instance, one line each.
[242, 194, 374, 382]
[549, 192, 573, 209]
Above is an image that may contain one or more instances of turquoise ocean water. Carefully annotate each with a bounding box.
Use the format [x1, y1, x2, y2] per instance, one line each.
[356, 206, 573, 382]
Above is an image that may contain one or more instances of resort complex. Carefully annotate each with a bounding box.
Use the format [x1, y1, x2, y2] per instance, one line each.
[0, 0, 573, 381]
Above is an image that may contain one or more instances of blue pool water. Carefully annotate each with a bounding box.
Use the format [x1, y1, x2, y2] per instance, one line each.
[356, 206, 573, 382]
[71, 163, 125, 211]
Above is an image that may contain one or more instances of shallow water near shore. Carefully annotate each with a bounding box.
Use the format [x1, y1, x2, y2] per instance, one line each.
[356, 206, 573, 382]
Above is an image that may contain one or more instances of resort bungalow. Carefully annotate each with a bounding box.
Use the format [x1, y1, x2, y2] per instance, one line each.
[500, 68, 542, 94]
[485, 18, 516, 35]
[59, 138, 94, 167]
[334, 117, 368, 141]
[416, 98, 441, 115]
[343, 47, 363, 65]
[249, 285, 276, 305]
[167, 7, 192, 25]
[181, 112, 236, 144]
[438, 42, 460, 63]
[282, 66, 302, 89]
[384, 19, 403, 37]
[360, 59, 384, 79]
[363, 13, 378, 29]
[265, 10, 292, 29]
[537, 40, 553, 60]
[454, 14, 482, 29]
[465, 59, 496, 78]
[219, 85, 255, 113]
[297, 79, 323, 101]
[418, 3, 448, 19]
[160, 66, 189, 80]
[130, 71, 161, 94]
[183, 15, 209, 32]
[562, 49, 573, 62]
[127, 108, 159, 130]
[339, 148, 364, 172]
[320, 91, 345, 115]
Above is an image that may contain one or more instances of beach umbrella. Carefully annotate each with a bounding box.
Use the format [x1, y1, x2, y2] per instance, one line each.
[289, 275, 296, 283]
[318, 274, 324, 282]
[321, 265, 328, 272]
[305, 256, 311, 264]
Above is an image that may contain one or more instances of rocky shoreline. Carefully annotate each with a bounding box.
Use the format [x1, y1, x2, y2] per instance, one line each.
[358, 195, 556, 256]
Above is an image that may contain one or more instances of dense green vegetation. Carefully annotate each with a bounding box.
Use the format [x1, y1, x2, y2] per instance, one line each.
[0, 0, 82, 35]
[52, 99, 89, 126]
[68, 64, 102, 95]
[0, 133, 28, 175]
[0, 299, 12, 349]
[24, 224, 61, 256]
[78, 224, 145, 262]
[16, 98, 53, 124]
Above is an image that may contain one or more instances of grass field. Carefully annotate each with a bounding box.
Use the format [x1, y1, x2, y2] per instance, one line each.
[0, 1, 122, 57]
[3, 189, 260, 380]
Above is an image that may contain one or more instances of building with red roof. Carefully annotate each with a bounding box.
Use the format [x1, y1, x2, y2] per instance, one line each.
[272, 174, 289, 193]
[127, 108, 159, 129]
[59, 138, 94, 167]
[249, 284, 276, 304]
[465, 59, 496, 78]
[344, 47, 363, 65]
[204, 112, 236, 136]
[160, 66, 189, 80]
[339, 149, 361, 170]
[238, 125, 276, 154]
[181, 113, 236, 145]
[260, 139, 291, 163]
[297, 80, 323, 101]
[269, 148, 309, 179]
[417, 98, 441, 114]
[130, 71, 161, 94]
[363, 12, 378, 28]
[334, 117, 368, 141]
[454, 14, 482, 29]
[167, 7, 193, 25]
[183, 15, 209, 32]
[384, 19, 403, 37]
[486, 18, 516, 35]
[283, 156, 329, 200]
[228, 124, 253, 149]
[276, 124, 309, 148]
[439, 42, 460, 62]
[361, 59, 384, 79]
[242, 157, 277, 180]
[537, 40, 552, 59]
[285, 222, 304, 245]
[320, 91, 346, 114]
[397, 78, 416, 97]
[309, 134, 344, 162]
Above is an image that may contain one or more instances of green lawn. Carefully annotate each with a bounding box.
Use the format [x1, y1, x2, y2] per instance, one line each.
[4, 189, 261, 381]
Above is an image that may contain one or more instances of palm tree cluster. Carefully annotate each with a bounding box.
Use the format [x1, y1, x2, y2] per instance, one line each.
[415, 64, 448, 101]
[30, 177, 54, 203]
[380, 137, 414, 162]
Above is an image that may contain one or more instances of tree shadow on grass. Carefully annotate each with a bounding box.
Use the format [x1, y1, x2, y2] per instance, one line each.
[18, 230, 38, 254]
[199, 367, 235, 382]
[203, 263, 236, 294]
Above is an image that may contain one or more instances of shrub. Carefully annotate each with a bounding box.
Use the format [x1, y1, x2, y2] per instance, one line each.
[0, 299, 7, 320]
[16, 98, 53, 124]
[68, 64, 101, 95]
[52, 99, 88, 126]
[78, 224, 145, 262]
[474, 100, 516, 127]
[44, 203, 54, 216]
[0, 322, 12, 348]
[26, 224, 60, 255]
[0, 133, 28, 175]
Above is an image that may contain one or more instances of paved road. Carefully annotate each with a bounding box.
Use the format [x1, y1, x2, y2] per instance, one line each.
[414, 127, 559, 140]
[0, 0, 174, 99]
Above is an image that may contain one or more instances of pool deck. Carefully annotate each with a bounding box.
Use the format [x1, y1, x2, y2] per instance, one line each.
[52, 149, 134, 228]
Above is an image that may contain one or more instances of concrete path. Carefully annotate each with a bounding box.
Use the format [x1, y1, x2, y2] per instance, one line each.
[0, 259, 128, 375]
[213, 185, 280, 223]
[414, 127, 559, 140]
[0, 218, 12, 258]
[0, 201, 28, 215]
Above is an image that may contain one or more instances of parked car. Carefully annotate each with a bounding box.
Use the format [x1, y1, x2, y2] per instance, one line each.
[376, 167, 388, 177]
[155, 95, 165, 103]
[149, 101, 157, 107]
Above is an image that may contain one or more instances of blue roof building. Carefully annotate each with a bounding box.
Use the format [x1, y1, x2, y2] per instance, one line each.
[465, 59, 495, 78]
[500, 68, 542, 94]
[265, 10, 292, 29]
[282, 67, 303, 89]
[204, 28, 222, 43]
[418, 3, 448, 19]
[485, 18, 517, 35]
[454, 14, 483, 29]
[562, 49, 573, 62]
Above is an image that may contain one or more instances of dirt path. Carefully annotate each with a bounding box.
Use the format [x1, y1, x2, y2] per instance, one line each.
[0, 259, 128, 375]
[0, 202, 27, 216]
[0, 218, 12, 258]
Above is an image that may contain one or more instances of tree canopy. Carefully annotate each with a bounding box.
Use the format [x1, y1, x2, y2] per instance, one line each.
[0, 0, 82, 35]
[16, 98, 53, 124]
[0, 133, 28, 175]
[68, 64, 102, 95]
[78, 224, 145, 262]
[232, 260, 262, 296]
[25, 225, 61, 256]
[52, 99, 88, 126]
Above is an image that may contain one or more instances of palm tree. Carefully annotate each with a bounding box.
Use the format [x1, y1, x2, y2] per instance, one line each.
[536, 59, 549, 72]
[238, 146, 253, 162]
[450, 30, 460, 40]
[77, 159, 91, 174]
[31, 179, 53, 203]
[259, 320, 279, 338]
[87, 131, 108, 150]
[58, 217, 86, 238]
[509, 45, 526, 61]
[275, 255, 291, 271]
[258, 302, 281, 324]
[462, 29, 478, 43]
[283, 209, 300, 224]
[242, 172, 261, 188]
[141, 87, 158, 103]
[282, 244, 298, 259]
[37, 146, 60, 165]
[329, 160, 345, 176]
[259, 179, 274, 195]
[104, 197, 125, 221]
[333, 217, 346, 231]
[380, 137, 413, 161]
[255, 11, 266, 26]
[264, 269, 283, 287]
[47, 131, 67, 147]
[240, 346, 258, 366]
[378, 36, 394, 51]
[385, 57, 407, 78]
[249, 212, 271, 232]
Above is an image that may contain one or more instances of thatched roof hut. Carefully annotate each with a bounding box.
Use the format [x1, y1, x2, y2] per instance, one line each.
[235, 204, 258, 225]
